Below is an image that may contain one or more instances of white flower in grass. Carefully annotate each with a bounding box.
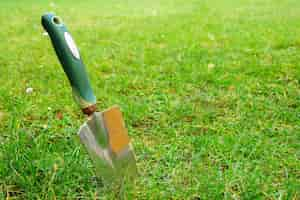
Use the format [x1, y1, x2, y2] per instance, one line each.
[26, 87, 33, 94]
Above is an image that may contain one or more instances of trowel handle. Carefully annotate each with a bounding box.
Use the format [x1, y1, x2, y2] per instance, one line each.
[41, 13, 97, 113]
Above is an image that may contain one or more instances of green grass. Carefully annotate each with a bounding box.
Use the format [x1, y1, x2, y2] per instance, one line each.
[0, 0, 300, 199]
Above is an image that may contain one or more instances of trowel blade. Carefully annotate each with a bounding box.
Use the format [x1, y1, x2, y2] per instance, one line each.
[78, 107, 137, 185]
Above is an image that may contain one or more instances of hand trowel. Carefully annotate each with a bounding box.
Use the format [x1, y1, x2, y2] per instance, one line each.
[41, 13, 137, 186]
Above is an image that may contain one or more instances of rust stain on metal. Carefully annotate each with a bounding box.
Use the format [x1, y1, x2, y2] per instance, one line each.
[102, 106, 130, 154]
[82, 104, 97, 116]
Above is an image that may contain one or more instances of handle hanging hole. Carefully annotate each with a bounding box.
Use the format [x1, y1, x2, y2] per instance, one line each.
[52, 16, 62, 25]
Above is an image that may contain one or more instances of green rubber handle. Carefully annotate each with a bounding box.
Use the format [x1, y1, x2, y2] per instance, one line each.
[41, 13, 96, 109]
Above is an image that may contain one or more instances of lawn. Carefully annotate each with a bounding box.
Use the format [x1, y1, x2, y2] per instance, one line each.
[0, 0, 299, 199]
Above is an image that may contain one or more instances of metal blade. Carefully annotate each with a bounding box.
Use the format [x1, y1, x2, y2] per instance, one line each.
[78, 109, 137, 185]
